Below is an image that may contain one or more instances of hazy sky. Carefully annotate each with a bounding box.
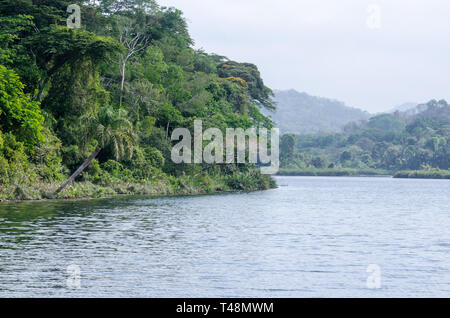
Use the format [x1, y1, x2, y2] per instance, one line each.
[158, 0, 450, 112]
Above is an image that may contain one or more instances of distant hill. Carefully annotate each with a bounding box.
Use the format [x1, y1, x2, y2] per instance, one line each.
[267, 89, 370, 134]
[388, 102, 418, 113]
[343, 99, 450, 133]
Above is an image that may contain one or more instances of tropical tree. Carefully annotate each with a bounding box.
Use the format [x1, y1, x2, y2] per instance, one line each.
[217, 61, 275, 110]
[96, 105, 137, 161]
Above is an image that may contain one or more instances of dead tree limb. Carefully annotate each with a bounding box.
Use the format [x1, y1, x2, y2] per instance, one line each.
[54, 147, 102, 195]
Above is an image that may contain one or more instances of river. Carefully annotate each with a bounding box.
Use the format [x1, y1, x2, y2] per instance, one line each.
[0, 176, 449, 297]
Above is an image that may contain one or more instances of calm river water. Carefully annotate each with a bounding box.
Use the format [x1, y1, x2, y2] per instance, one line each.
[0, 176, 449, 297]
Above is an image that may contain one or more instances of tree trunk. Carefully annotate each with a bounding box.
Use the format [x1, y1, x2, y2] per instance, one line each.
[166, 121, 170, 139]
[54, 147, 102, 195]
[119, 60, 126, 107]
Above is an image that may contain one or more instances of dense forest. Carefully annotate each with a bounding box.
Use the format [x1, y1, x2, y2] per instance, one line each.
[0, 0, 276, 200]
[280, 99, 450, 178]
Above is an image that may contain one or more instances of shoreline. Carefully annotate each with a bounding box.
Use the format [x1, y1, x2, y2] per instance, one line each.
[3, 169, 448, 203]
[0, 171, 277, 203]
[276, 174, 393, 178]
[277, 168, 391, 177]
[393, 169, 450, 180]
[0, 187, 265, 204]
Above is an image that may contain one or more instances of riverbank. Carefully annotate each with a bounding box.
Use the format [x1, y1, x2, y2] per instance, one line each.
[0, 170, 276, 202]
[277, 168, 391, 177]
[278, 168, 450, 179]
[394, 169, 450, 179]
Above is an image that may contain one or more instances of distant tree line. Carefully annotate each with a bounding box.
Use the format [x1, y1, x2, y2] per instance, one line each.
[280, 100, 450, 173]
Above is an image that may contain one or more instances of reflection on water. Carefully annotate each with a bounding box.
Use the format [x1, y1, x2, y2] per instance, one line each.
[0, 177, 449, 297]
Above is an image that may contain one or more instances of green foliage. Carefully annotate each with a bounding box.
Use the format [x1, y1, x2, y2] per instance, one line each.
[217, 61, 275, 110]
[0, 131, 37, 186]
[278, 168, 389, 177]
[0, 14, 42, 92]
[394, 169, 450, 179]
[0, 65, 44, 147]
[226, 170, 276, 191]
[32, 25, 120, 76]
[32, 129, 64, 182]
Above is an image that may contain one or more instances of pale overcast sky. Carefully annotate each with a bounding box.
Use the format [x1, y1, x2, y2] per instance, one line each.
[158, 0, 450, 112]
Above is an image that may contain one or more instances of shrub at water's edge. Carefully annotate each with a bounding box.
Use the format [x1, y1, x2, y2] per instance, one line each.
[394, 169, 450, 179]
[0, 166, 276, 201]
[278, 168, 390, 177]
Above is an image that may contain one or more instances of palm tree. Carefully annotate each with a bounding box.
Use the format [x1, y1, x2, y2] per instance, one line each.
[97, 105, 137, 161]
[54, 106, 136, 196]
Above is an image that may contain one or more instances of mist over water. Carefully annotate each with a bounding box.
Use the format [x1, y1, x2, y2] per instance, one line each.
[0, 177, 449, 297]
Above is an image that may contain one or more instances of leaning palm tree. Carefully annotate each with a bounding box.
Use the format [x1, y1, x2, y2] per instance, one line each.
[54, 106, 137, 196]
